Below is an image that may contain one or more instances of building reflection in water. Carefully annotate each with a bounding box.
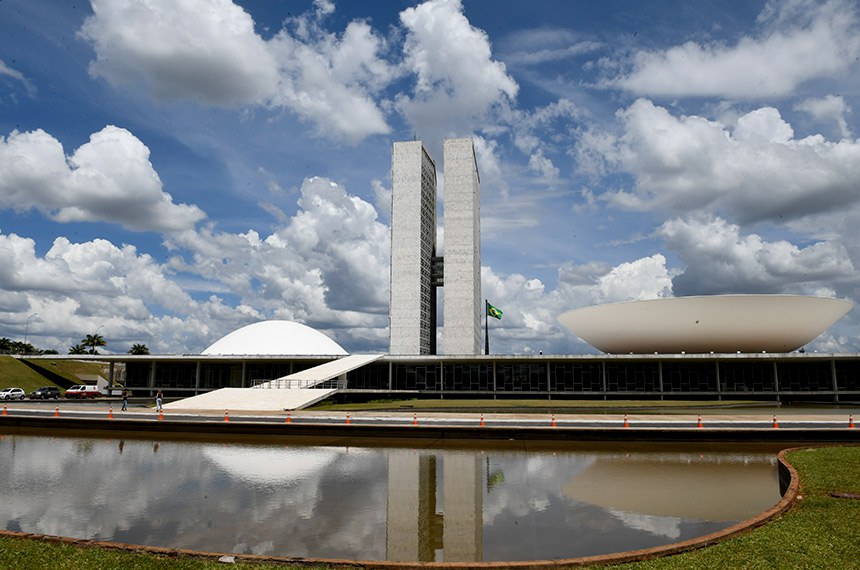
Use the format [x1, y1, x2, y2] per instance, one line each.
[386, 450, 483, 562]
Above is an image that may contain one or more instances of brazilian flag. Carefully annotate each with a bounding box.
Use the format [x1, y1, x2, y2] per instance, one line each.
[487, 302, 503, 320]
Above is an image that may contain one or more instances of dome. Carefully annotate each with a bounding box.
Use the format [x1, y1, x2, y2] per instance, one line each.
[202, 320, 348, 356]
[558, 295, 853, 354]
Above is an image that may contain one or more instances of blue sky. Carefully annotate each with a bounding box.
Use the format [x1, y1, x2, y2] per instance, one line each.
[1, 0, 859, 355]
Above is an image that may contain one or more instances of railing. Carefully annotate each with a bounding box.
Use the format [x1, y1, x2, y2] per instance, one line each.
[251, 378, 344, 390]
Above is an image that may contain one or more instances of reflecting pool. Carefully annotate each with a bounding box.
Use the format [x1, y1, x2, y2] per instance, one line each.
[0, 433, 782, 562]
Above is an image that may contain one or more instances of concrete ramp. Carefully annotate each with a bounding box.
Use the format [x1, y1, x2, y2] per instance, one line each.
[164, 387, 337, 412]
[166, 354, 384, 411]
[260, 353, 385, 389]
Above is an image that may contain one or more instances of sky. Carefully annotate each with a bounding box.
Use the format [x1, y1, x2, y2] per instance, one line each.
[1, 0, 859, 356]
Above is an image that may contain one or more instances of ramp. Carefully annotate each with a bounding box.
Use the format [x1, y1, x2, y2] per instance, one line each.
[259, 353, 385, 389]
[165, 354, 384, 411]
[164, 387, 337, 412]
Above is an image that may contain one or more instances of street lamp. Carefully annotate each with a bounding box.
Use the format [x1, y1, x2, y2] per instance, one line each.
[24, 313, 37, 346]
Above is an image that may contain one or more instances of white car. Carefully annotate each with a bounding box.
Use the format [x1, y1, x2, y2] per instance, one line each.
[0, 387, 26, 400]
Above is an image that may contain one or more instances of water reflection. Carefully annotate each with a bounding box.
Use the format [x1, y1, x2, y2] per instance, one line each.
[0, 434, 781, 562]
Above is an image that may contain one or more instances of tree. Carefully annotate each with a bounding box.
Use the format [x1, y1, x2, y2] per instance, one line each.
[128, 343, 150, 355]
[69, 344, 88, 355]
[81, 333, 107, 355]
[0, 337, 12, 353]
[10, 340, 36, 355]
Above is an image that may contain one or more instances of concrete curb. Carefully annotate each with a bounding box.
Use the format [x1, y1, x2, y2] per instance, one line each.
[1, 414, 859, 442]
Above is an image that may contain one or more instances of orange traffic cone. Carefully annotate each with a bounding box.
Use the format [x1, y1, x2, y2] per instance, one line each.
[158, 410, 164, 421]
[551, 414, 556, 427]
[224, 410, 230, 422]
[412, 414, 418, 426]
[286, 411, 292, 424]
[623, 414, 629, 428]
[54, 405, 60, 417]
[849, 415, 855, 429]
[108, 407, 114, 420]
[345, 412, 351, 425]
[480, 413, 485, 427]
[772, 415, 779, 429]
[2, 404, 7, 416]
[697, 415, 703, 428]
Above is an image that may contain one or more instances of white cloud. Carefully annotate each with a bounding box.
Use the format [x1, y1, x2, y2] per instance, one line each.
[499, 28, 602, 65]
[396, 0, 518, 140]
[609, 0, 860, 98]
[0, 231, 207, 353]
[79, 0, 392, 142]
[165, 176, 391, 347]
[0, 126, 206, 232]
[479, 254, 674, 354]
[595, 254, 673, 303]
[1, 175, 391, 354]
[527, 150, 559, 179]
[268, 19, 393, 142]
[659, 215, 855, 295]
[0, 58, 36, 96]
[80, 0, 279, 105]
[586, 99, 860, 223]
[796, 94, 852, 138]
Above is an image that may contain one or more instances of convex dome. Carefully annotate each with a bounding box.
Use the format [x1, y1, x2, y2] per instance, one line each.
[202, 320, 348, 356]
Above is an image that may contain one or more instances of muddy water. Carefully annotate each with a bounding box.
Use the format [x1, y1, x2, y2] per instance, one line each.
[0, 434, 782, 562]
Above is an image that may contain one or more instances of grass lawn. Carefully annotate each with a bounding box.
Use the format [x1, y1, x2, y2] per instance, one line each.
[0, 356, 58, 392]
[21, 358, 108, 386]
[1, 446, 857, 569]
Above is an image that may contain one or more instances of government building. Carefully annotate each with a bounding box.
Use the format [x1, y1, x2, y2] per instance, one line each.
[26, 139, 859, 404]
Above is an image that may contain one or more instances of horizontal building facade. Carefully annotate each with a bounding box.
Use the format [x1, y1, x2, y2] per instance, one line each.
[37, 352, 860, 403]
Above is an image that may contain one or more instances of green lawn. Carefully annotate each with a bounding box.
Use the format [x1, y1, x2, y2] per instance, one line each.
[1, 446, 857, 569]
[0, 357, 109, 392]
[0, 356, 57, 392]
[21, 358, 107, 386]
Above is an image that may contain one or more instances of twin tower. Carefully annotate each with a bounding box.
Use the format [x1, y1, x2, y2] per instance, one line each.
[389, 138, 481, 355]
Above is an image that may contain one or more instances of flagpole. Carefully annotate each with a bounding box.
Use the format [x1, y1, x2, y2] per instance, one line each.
[484, 299, 490, 355]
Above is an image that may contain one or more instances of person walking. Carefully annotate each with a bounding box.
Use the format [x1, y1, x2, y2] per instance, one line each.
[155, 389, 163, 413]
[121, 388, 129, 411]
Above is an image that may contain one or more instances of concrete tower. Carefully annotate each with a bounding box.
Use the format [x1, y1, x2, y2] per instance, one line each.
[389, 141, 438, 355]
[442, 138, 482, 355]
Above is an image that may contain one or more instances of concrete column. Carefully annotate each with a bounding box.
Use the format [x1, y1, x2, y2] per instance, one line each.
[442, 138, 481, 355]
[831, 358, 839, 403]
[390, 141, 438, 355]
[773, 360, 780, 403]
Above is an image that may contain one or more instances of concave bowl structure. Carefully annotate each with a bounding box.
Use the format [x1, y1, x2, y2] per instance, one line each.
[558, 295, 853, 354]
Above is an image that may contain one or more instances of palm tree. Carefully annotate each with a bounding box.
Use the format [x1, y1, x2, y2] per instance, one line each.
[69, 344, 88, 355]
[128, 343, 150, 355]
[81, 333, 107, 355]
[11, 341, 36, 355]
[0, 337, 12, 354]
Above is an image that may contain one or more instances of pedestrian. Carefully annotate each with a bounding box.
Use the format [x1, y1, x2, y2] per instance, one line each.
[121, 388, 129, 411]
[155, 389, 163, 412]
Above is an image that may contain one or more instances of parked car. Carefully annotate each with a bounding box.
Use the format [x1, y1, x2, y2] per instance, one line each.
[29, 386, 61, 399]
[64, 385, 100, 399]
[0, 387, 26, 400]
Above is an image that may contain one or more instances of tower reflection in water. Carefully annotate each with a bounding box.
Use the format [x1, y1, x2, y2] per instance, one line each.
[386, 450, 483, 563]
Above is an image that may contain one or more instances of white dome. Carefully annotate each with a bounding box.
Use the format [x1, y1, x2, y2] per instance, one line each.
[558, 295, 853, 354]
[202, 320, 348, 356]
